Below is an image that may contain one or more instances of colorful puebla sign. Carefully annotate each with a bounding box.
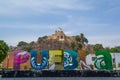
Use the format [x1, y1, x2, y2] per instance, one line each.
[12, 49, 113, 70]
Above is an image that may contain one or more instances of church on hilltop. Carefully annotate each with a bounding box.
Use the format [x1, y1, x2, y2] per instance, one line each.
[33, 27, 76, 50]
[47, 27, 66, 41]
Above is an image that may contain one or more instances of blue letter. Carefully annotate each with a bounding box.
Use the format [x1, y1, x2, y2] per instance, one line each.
[64, 50, 78, 70]
[30, 50, 48, 70]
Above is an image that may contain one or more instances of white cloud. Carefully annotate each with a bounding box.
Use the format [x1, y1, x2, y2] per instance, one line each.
[88, 35, 120, 47]
[64, 31, 74, 36]
[0, 23, 55, 30]
[0, 0, 93, 16]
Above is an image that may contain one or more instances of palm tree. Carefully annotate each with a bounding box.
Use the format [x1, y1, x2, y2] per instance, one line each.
[80, 33, 84, 44]
[75, 33, 88, 50]
[80, 33, 88, 45]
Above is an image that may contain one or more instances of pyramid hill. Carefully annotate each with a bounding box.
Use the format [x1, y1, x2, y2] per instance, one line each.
[15, 28, 93, 52]
[32, 28, 76, 51]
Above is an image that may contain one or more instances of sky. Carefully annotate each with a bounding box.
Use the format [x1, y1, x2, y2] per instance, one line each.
[0, 0, 120, 47]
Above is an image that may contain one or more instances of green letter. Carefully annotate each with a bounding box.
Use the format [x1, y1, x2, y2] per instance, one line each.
[94, 50, 113, 70]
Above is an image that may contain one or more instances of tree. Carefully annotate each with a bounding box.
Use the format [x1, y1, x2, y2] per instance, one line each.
[42, 35, 48, 39]
[0, 40, 9, 63]
[17, 41, 32, 52]
[110, 47, 120, 53]
[77, 42, 82, 49]
[17, 41, 28, 47]
[71, 42, 76, 50]
[80, 33, 84, 45]
[75, 33, 88, 50]
[21, 45, 33, 52]
[30, 41, 35, 45]
[93, 44, 104, 52]
[37, 37, 44, 43]
[37, 36, 48, 43]
[80, 33, 88, 45]
[75, 35, 80, 42]
[84, 38, 88, 44]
